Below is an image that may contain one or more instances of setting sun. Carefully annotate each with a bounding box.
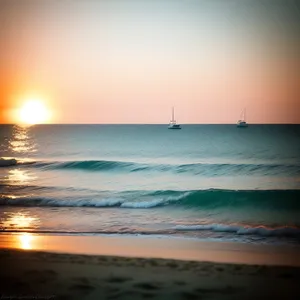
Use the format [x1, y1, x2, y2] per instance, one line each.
[18, 100, 51, 124]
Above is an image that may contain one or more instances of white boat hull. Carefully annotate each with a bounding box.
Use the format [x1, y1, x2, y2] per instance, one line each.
[237, 122, 248, 128]
[168, 107, 181, 129]
[237, 109, 248, 127]
[168, 124, 181, 129]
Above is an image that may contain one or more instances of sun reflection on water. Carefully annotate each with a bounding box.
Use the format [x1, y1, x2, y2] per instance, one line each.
[7, 168, 35, 184]
[9, 125, 37, 154]
[19, 233, 34, 250]
[1, 212, 40, 231]
[1, 213, 40, 251]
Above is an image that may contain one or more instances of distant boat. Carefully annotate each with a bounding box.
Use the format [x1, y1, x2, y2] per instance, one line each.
[168, 107, 181, 129]
[237, 108, 248, 128]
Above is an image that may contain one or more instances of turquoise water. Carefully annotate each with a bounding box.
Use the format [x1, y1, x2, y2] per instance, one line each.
[0, 124, 300, 244]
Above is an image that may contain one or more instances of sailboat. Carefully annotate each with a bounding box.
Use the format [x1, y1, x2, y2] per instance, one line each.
[168, 107, 181, 129]
[237, 108, 248, 127]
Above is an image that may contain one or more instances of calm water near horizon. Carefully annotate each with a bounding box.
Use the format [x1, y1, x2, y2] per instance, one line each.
[0, 124, 300, 246]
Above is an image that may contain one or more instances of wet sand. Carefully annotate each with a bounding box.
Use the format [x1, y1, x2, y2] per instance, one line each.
[1, 233, 300, 266]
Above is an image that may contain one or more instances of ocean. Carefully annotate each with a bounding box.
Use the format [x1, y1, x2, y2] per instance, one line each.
[0, 124, 300, 245]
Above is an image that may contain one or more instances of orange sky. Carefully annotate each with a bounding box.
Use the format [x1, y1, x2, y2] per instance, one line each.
[0, 0, 299, 124]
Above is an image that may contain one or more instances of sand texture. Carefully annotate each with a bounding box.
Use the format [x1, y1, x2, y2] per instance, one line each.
[1, 249, 300, 300]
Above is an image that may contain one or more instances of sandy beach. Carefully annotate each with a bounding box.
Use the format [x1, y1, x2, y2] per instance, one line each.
[1, 234, 300, 300]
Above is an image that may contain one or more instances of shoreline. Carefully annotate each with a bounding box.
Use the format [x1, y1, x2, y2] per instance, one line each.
[1, 233, 300, 266]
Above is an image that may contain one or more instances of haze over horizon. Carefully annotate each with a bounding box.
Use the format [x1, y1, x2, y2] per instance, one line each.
[0, 0, 299, 124]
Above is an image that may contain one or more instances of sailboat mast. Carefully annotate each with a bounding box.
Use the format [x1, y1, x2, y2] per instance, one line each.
[172, 107, 175, 122]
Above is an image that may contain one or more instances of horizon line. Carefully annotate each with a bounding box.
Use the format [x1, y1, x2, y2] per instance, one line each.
[1, 123, 300, 125]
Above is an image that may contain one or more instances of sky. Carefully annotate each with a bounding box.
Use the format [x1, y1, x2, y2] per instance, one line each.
[0, 0, 299, 124]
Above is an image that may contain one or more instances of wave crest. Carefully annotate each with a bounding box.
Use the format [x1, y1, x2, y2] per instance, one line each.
[1, 189, 300, 210]
[21, 159, 300, 176]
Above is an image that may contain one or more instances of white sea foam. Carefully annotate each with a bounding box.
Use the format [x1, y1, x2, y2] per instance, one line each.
[173, 224, 300, 237]
[120, 199, 166, 208]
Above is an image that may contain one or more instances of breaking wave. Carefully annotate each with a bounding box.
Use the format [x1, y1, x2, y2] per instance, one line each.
[1, 189, 300, 210]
